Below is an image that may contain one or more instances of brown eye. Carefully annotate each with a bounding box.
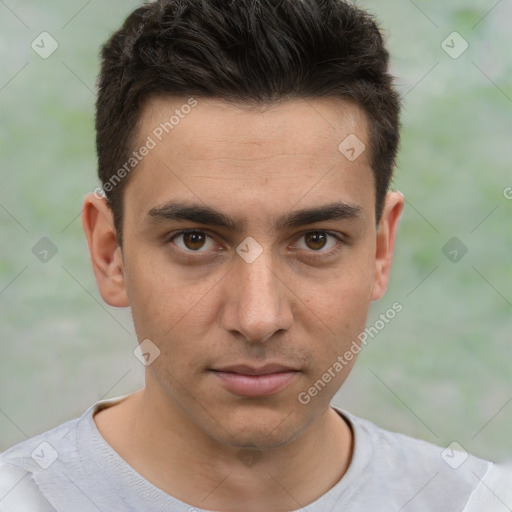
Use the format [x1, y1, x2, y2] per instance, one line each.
[183, 232, 206, 250]
[304, 232, 328, 250]
[172, 231, 216, 252]
[294, 231, 341, 254]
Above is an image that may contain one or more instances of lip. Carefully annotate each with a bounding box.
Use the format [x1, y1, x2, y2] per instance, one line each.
[210, 364, 300, 397]
[213, 364, 298, 376]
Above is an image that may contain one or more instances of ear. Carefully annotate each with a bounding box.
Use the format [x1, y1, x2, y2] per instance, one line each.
[371, 191, 404, 301]
[81, 192, 129, 307]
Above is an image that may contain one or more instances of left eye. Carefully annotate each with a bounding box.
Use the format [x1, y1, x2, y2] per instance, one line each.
[294, 231, 339, 252]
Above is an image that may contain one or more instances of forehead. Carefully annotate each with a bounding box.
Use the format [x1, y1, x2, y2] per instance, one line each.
[138, 96, 369, 162]
[124, 96, 374, 227]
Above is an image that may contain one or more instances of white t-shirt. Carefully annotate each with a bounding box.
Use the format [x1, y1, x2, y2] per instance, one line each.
[0, 394, 500, 511]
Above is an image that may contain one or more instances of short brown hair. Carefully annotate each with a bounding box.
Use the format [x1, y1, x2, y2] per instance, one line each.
[96, 0, 401, 245]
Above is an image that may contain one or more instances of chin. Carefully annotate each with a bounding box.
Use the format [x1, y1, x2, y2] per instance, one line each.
[207, 406, 306, 451]
[224, 428, 300, 452]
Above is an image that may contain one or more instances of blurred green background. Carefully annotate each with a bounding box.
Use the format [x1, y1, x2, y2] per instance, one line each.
[1, 0, 511, 463]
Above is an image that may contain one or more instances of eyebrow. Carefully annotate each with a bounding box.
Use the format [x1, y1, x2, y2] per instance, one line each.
[145, 200, 363, 232]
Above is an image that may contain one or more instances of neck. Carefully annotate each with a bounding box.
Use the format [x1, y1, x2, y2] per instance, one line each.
[94, 386, 353, 511]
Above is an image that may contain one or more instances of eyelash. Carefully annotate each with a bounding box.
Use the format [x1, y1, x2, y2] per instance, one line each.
[167, 229, 346, 258]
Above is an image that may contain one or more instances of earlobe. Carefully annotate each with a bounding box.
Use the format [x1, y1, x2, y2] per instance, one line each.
[371, 191, 404, 301]
[81, 193, 129, 307]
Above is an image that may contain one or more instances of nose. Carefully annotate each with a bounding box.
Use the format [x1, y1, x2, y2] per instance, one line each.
[220, 247, 293, 344]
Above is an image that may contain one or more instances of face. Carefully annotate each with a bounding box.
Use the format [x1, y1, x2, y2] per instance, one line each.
[84, 96, 403, 451]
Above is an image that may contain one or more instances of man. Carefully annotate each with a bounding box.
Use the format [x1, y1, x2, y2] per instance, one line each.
[0, 0, 509, 511]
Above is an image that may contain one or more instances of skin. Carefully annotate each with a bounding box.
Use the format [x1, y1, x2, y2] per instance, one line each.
[82, 96, 404, 511]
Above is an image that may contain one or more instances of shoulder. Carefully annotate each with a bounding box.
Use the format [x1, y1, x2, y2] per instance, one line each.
[0, 413, 87, 512]
[0, 418, 78, 512]
[462, 461, 512, 511]
[0, 395, 130, 511]
[0, 416, 81, 471]
[0, 462, 57, 512]
[335, 407, 494, 511]
[0, 394, 129, 473]
[344, 408, 492, 475]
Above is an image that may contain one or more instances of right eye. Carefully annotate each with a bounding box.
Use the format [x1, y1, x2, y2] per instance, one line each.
[169, 230, 218, 253]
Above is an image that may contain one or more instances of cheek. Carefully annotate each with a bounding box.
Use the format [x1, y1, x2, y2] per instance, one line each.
[297, 278, 372, 404]
[332, 270, 375, 354]
[299, 250, 375, 329]
[310, 282, 371, 368]
[294, 249, 375, 375]
[124, 251, 219, 363]
[123, 249, 183, 339]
